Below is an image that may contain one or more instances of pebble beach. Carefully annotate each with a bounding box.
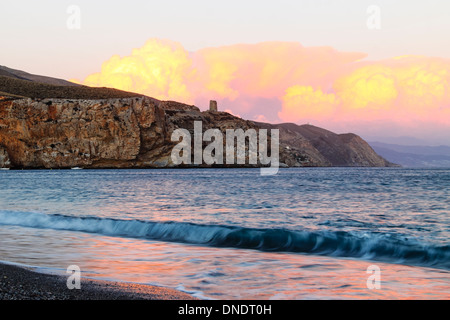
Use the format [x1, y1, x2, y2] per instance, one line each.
[0, 262, 196, 300]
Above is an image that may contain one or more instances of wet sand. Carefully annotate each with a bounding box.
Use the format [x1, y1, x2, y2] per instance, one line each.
[0, 262, 197, 300]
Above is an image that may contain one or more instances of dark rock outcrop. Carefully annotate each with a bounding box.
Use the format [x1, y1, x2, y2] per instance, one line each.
[0, 65, 79, 86]
[0, 76, 146, 100]
[256, 122, 394, 167]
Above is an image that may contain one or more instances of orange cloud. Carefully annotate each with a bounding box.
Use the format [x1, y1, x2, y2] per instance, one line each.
[330, 56, 450, 124]
[394, 57, 450, 120]
[82, 39, 195, 103]
[334, 65, 398, 111]
[278, 55, 450, 129]
[279, 86, 338, 122]
[79, 39, 450, 141]
[193, 42, 365, 102]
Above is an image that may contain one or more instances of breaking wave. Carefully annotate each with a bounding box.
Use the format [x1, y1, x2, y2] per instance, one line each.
[0, 210, 448, 270]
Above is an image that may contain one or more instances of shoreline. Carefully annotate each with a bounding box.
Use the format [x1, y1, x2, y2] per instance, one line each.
[0, 166, 404, 171]
[0, 262, 198, 300]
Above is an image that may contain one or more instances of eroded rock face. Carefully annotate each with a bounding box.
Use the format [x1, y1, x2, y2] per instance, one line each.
[0, 97, 394, 169]
[0, 97, 167, 168]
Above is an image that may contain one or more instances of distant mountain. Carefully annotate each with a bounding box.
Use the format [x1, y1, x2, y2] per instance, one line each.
[369, 142, 450, 167]
[362, 135, 434, 146]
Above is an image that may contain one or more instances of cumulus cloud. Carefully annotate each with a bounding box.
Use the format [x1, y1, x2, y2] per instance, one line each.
[279, 86, 338, 121]
[193, 42, 365, 101]
[78, 39, 450, 142]
[82, 39, 195, 103]
[332, 56, 450, 124]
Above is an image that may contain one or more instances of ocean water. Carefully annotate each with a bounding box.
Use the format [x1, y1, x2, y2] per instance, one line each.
[0, 168, 449, 299]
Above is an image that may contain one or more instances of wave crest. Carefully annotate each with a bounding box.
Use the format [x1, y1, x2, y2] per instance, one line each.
[0, 211, 448, 270]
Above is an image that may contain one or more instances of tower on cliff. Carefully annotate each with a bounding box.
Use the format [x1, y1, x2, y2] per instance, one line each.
[209, 100, 218, 112]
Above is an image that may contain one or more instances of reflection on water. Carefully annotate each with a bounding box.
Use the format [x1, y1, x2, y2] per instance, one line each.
[1, 226, 448, 299]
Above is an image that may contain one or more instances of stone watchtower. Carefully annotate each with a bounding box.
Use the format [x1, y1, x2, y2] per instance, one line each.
[209, 100, 218, 112]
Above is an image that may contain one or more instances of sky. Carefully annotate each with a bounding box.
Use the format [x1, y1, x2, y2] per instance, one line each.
[1, 0, 450, 145]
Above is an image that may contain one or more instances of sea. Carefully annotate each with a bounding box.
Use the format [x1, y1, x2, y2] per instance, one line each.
[0, 168, 449, 299]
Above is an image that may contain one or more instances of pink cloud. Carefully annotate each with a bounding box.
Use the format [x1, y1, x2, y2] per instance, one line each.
[79, 39, 450, 143]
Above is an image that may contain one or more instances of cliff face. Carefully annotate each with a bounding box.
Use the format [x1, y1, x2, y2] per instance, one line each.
[0, 96, 394, 169]
[0, 97, 168, 169]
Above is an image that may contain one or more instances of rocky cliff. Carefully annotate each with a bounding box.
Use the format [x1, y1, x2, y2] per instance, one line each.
[0, 95, 394, 169]
[256, 122, 394, 167]
[0, 96, 165, 169]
